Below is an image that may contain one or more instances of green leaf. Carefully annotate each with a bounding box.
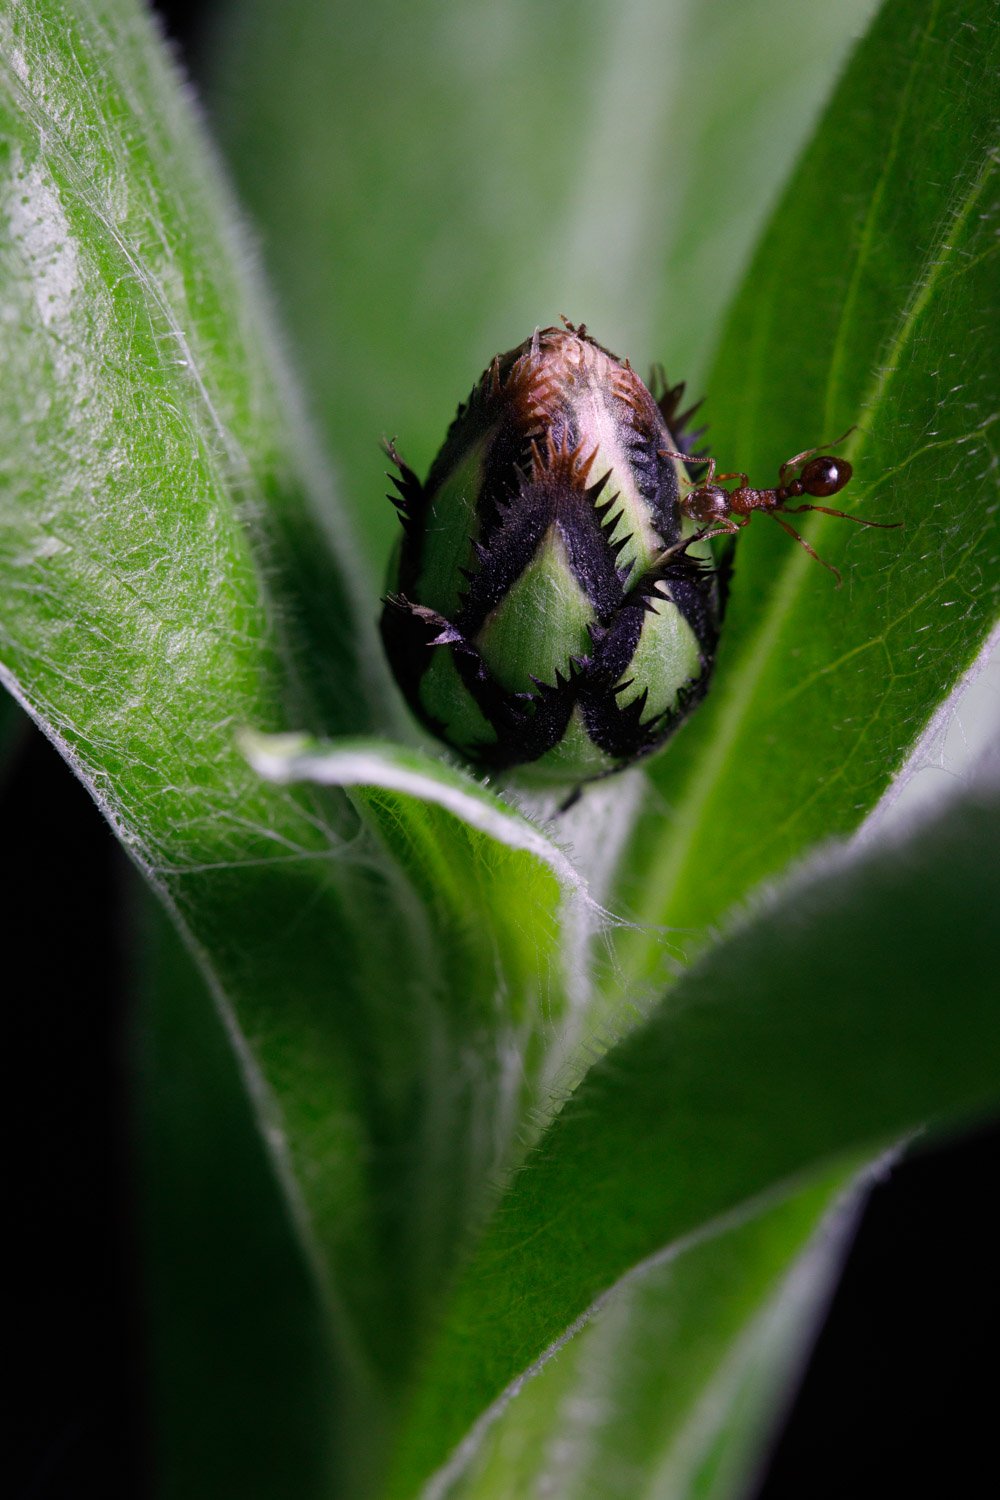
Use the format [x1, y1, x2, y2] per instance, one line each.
[0, 3, 394, 1469]
[0, 0, 580, 1442]
[240, 731, 591, 903]
[205, 0, 877, 570]
[420, 1164, 867, 1500]
[388, 763, 1000, 1495]
[240, 733, 603, 1305]
[613, 0, 1000, 989]
[133, 890, 341, 1500]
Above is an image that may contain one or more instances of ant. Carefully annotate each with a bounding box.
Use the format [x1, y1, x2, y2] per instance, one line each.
[659, 430, 900, 587]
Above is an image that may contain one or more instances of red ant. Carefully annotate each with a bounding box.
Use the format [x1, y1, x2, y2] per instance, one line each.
[659, 431, 900, 587]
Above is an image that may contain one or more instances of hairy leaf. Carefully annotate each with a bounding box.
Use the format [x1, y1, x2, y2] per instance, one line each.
[0, 7, 389, 1459]
[414, 1164, 869, 1500]
[388, 764, 1000, 1495]
[242, 733, 604, 1268]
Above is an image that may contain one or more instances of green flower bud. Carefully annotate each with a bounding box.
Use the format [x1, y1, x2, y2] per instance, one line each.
[380, 321, 718, 786]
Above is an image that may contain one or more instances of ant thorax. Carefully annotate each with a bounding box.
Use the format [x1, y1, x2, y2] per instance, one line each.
[727, 486, 773, 517]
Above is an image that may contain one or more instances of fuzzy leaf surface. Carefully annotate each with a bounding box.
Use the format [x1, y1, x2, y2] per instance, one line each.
[241, 734, 601, 1291]
[388, 764, 1000, 1495]
[410, 1164, 869, 1500]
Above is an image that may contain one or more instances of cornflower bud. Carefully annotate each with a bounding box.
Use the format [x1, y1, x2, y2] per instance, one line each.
[380, 321, 718, 786]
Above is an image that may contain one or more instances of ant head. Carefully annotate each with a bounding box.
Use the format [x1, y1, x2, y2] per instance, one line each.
[683, 484, 731, 524]
[799, 455, 852, 498]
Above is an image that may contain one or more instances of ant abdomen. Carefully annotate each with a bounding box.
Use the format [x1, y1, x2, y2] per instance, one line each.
[799, 456, 852, 498]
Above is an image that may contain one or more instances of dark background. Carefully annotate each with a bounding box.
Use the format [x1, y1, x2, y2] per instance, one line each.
[8, 2, 997, 1495]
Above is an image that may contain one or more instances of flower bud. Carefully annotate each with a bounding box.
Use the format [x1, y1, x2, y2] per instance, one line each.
[380, 322, 718, 785]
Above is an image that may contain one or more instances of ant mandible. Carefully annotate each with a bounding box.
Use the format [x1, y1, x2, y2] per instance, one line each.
[659, 430, 900, 587]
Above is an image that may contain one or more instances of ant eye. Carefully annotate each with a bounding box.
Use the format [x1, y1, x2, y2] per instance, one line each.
[801, 456, 852, 497]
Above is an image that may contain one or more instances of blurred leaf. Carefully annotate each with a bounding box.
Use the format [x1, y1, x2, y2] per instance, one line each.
[388, 764, 1000, 1495]
[613, 0, 1000, 989]
[241, 729, 601, 1325]
[133, 891, 340, 1500]
[205, 0, 877, 570]
[421, 1163, 868, 1500]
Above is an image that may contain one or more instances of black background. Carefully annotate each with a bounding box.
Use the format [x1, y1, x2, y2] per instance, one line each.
[7, 3, 998, 1494]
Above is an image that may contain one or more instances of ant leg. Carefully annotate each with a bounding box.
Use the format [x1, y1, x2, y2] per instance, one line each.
[778, 426, 858, 485]
[653, 518, 745, 568]
[769, 513, 842, 587]
[690, 518, 747, 542]
[660, 448, 715, 485]
[779, 502, 901, 530]
[823, 425, 858, 450]
[713, 470, 750, 487]
[689, 518, 745, 541]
